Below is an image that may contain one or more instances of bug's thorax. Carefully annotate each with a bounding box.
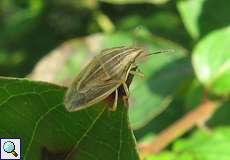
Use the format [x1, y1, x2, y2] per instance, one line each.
[100, 47, 145, 79]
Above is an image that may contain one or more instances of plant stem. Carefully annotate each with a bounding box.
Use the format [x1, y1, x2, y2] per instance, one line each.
[138, 99, 219, 157]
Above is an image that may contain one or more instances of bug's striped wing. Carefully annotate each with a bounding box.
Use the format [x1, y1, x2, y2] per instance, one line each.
[64, 46, 143, 112]
[65, 81, 120, 112]
[76, 47, 141, 89]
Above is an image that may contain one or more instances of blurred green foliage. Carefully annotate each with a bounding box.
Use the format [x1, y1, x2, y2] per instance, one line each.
[0, 0, 230, 160]
[0, 0, 191, 77]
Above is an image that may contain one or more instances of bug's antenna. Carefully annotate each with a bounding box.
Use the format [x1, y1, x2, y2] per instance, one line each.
[142, 49, 175, 58]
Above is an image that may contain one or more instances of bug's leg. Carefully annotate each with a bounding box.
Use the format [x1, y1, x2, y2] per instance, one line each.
[121, 81, 130, 107]
[122, 81, 130, 97]
[109, 89, 118, 111]
[122, 95, 129, 107]
[130, 70, 145, 78]
[131, 63, 138, 69]
[130, 64, 145, 78]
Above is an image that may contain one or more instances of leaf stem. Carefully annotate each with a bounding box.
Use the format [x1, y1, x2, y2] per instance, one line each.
[138, 99, 219, 157]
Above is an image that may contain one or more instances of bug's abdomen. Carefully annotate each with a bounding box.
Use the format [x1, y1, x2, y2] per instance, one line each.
[66, 82, 119, 111]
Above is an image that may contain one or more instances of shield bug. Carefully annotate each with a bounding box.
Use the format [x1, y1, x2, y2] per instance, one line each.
[64, 46, 173, 112]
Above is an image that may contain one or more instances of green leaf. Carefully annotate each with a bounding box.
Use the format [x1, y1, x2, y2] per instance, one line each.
[146, 151, 194, 160]
[192, 27, 230, 95]
[208, 101, 230, 127]
[134, 98, 186, 140]
[173, 127, 230, 160]
[99, 0, 170, 5]
[185, 79, 205, 109]
[30, 31, 191, 129]
[130, 57, 193, 129]
[177, 0, 204, 39]
[146, 152, 176, 160]
[146, 127, 230, 160]
[0, 77, 139, 160]
[177, 0, 230, 39]
[117, 11, 191, 49]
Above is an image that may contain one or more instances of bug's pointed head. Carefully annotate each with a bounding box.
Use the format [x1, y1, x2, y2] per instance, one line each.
[125, 47, 147, 62]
